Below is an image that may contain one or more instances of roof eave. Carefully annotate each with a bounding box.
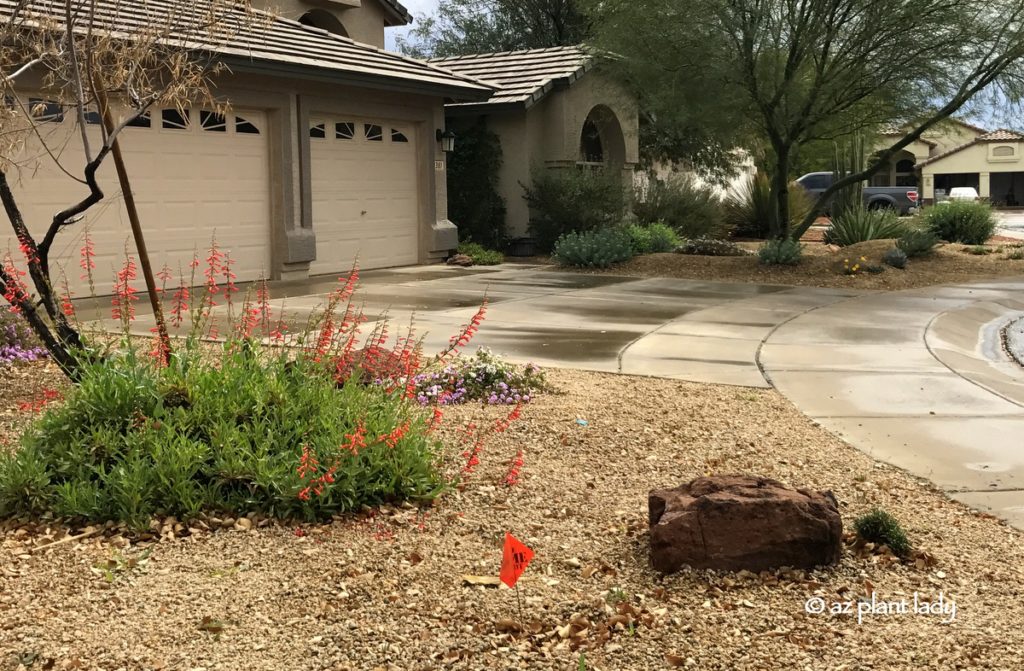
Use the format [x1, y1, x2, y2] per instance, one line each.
[223, 56, 494, 101]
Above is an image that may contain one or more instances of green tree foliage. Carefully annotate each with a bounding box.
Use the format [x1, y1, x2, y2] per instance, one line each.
[523, 167, 628, 251]
[582, 0, 1024, 239]
[447, 122, 508, 248]
[395, 0, 588, 58]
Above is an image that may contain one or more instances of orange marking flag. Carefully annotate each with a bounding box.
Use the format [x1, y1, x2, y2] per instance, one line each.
[500, 533, 535, 588]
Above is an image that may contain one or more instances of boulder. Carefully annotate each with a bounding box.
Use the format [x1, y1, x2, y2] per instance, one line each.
[447, 254, 474, 267]
[649, 475, 842, 573]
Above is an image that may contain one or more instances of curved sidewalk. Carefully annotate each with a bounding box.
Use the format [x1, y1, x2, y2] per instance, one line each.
[758, 279, 1024, 528]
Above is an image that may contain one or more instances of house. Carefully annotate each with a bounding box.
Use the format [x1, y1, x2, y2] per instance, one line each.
[2, 0, 493, 296]
[915, 129, 1024, 206]
[429, 47, 640, 241]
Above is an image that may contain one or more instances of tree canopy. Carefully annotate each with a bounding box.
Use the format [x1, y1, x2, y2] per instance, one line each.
[584, 0, 1024, 237]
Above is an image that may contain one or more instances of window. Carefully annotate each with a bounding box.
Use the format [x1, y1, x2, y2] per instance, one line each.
[83, 109, 102, 125]
[336, 122, 355, 140]
[800, 174, 832, 190]
[896, 159, 916, 173]
[235, 116, 260, 134]
[364, 123, 383, 142]
[28, 98, 63, 123]
[579, 119, 603, 163]
[309, 122, 326, 139]
[200, 110, 227, 132]
[126, 112, 152, 128]
[993, 145, 1016, 157]
[161, 108, 189, 130]
[391, 128, 409, 143]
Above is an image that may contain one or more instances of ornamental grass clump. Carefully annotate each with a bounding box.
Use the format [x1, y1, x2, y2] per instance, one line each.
[854, 508, 912, 557]
[0, 245, 516, 528]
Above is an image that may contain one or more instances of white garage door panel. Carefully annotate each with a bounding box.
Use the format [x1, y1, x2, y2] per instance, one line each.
[309, 118, 419, 275]
[2, 106, 271, 297]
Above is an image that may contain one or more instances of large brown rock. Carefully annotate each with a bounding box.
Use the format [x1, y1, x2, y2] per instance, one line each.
[649, 475, 842, 573]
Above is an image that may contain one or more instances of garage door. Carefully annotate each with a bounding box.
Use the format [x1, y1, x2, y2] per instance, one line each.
[4, 102, 272, 297]
[308, 117, 419, 275]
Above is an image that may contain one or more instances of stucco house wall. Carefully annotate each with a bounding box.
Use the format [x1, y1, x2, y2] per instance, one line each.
[919, 135, 1024, 204]
[261, 0, 398, 47]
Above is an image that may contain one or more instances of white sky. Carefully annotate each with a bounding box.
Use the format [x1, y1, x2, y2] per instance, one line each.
[385, 0, 439, 50]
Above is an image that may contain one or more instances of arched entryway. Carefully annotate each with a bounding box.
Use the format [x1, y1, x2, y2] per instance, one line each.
[870, 149, 919, 187]
[299, 9, 348, 37]
[577, 105, 626, 171]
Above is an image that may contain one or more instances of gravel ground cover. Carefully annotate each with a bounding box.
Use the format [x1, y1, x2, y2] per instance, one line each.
[553, 241, 1024, 291]
[2, 363, 1023, 670]
[1004, 316, 1024, 367]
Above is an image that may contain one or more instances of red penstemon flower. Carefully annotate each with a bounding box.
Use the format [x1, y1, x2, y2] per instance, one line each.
[111, 255, 139, 324]
[18, 388, 62, 413]
[1, 253, 30, 314]
[503, 450, 525, 487]
[439, 299, 488, 362]
[171, 278, 190, 328]
[378, 420, 411, 449]
[342, 422, 368, 455]
[17, 235, 38, 266]
[156, 264, 173, 295]
[256, 277, 272, 335]
[297, 444, 319, 480]
[79, 231, 96, 295]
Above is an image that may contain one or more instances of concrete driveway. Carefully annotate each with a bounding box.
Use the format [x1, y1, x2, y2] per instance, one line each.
[120, 263, 1024, 528]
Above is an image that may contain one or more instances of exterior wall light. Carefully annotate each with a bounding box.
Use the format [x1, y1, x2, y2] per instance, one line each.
[436, 128, 456, 153]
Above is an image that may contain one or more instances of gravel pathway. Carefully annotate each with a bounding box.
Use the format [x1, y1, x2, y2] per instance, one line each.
[2, 366, 1023, 670]
[1005, 316, 1024, 366]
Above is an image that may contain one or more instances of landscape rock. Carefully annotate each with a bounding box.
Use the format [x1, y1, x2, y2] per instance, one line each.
[447, 254, 474, 267]
[649, 475, 842, 573]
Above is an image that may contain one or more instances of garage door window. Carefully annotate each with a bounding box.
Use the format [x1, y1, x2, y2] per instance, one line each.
[335, 122, 355, 140]
[162, 109, 189, 130]
[236, 116, 260, 134]
[364, 124, 383, 142]
[200, 111, 227, 132]
[310, 122, 326, 139]
[391, 129, 409, 143]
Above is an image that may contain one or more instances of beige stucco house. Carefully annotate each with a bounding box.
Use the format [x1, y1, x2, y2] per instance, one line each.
[914, 129, 1024, 206]
[3, 0, 493, 295]
[429, 47, 640, 240]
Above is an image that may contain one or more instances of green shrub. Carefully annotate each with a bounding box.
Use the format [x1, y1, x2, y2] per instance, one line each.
[896, 229, 939, 258]
[854, 508, 911, 557]
[923, 201, 996, 244]
[525, 167, 627, 251]
[633, 174, 727, 239]
[0, 350, 444, 528]
[1005, 249, 1024, 261]
[757, 238, 804, 266]
[883, 248, 908, 269]
[677, 237, 750, 256]
[447, 123, 507, 248]
[458, 242, 504, 266]
[725, 173, 813, 238]
[626, 221, 682, 255]
[964, 245, 994, 255]
[824, 207, 907, 247]
[552, 228, 634, 268]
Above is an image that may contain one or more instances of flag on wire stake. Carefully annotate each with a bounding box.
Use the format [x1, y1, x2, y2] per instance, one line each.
[500, 532, 535, 629]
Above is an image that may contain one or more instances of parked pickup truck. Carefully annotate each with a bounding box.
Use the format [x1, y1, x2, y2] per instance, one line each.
[796, 172, 919, 216]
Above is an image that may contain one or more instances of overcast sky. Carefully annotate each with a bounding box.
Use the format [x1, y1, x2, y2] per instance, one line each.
[385, 0, 439, 50]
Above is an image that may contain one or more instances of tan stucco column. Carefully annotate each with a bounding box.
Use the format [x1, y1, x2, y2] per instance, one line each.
[923, 173, 935, 203]
[980, 172, 991, 199]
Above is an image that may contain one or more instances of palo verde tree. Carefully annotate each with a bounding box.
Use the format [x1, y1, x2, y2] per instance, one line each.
[0, 0, 258, 379]
[585, 0, 1024, 238]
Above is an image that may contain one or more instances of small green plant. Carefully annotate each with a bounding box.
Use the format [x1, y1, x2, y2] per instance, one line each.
[92, 548, 152, 582]
[724, 173, 813, 239]
[825, 207, 907, 247]
[552, 227, 634, 268]
[896, 229, 939, 258]
[757, 238, 803, 266]
[578, 654, 587, 671]
[1005, 249, 1024, 261]
[964, 245, 994, 255]
[923, 201, 996, 244]
[605, 587, 628, 606]
[854, 508, 911, 557]
[883, 248, 908, 269]
[842, 255, 868, 275]
[626, 221, 682, 255]
[524, 167, 627, 251]
[677, 237, 750, 256]
[457, 242, 504, 266]
[633, 173, 728, 239]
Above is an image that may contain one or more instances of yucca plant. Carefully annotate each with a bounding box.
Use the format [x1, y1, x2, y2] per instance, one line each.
[725, 173, 812, 238]
[825, 206, 908, 246]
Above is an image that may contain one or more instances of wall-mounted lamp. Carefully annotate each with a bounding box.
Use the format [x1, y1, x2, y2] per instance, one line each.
[436, 128, 456, 153]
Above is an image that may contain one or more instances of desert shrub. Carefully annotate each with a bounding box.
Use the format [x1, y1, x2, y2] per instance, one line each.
[626, 221, 682, 255]
[447, 123, 507, 248]
[0, 311, 47, 365]
[883, 248, 908, 269]
[923, 201, 996, 245]
[412, 348, 549, 406]
[964, 245, 994, 255]
[757, 238, 804, 265]
[458, 242, 504, 266]
[552, 227, 634, 268]
[854, 508, 911, 557]
[1006, 249, 1024, 261]
[725, 173, 813, 238]
[633, 173, 727, 239]
[0, 350, 444, 527]
[677, 237, 750, 257]
[824, 207, 907, 246]
[896, 229, 939, 258]
[525, 167, 627, 251]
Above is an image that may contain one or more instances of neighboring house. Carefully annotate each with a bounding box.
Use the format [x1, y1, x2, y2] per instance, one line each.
[916, 129, 1024, 206]
[2, 0, 492, 296]
[868, 119, 987, 193]
[429, 47, 640, 241]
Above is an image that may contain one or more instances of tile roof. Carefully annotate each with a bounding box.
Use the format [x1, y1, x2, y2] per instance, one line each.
[916, 129, 1024, 168]
[378, 0, 412, 26]
[1, 0, 492, 99]
[429, 46, 591, 109]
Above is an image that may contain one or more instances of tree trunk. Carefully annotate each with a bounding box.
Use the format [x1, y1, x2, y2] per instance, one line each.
[772, 146, 791, 239]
